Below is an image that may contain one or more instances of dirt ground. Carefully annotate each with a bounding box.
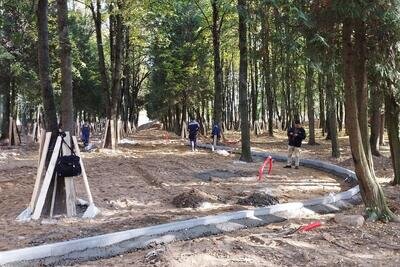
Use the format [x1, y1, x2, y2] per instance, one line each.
[1, 128, 400, 266]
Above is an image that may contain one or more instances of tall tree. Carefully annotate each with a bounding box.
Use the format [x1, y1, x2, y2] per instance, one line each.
[89, 0, 110, 116]
[238, 0, 252, 162]
[57, 0, 74, 133]
[342, 17, 395, 221]
[385, 46, 400, 185]
[211, 0, 223, 127]
[37, 0, 58, 133]
[260, 3, 273, 136]
[109, 1, 124, 150]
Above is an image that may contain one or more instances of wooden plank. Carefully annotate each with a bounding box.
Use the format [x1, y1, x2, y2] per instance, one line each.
[49, 174, 57, 218]
[65, 177, 76, 217]
[102, 119, 109, 148]
[12, 120, 20, 145]
[37, 126, 42, 142]
[37, 129, 46, 165]
[117, 120, 121, 143]
[72, 136, 94, 204]
[110, 119, 115, 150]
[32, 137, 62, 220]
[32, 122, 37, 141]
[63, 132, 76, 217]
[8, 116, 13, 146]
[29, 132, 52, 210]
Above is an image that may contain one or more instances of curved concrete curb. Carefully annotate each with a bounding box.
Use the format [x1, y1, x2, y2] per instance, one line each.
[0, 145, 360, 266]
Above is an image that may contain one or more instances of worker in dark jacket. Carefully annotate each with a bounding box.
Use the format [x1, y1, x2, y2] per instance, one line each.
[81, 122, 90, 147]
[284, 120, 306, 169]
[188, 118, 200, 151]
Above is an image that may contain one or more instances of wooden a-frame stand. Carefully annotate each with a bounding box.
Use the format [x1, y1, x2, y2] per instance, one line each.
[17, 131, 99, 221]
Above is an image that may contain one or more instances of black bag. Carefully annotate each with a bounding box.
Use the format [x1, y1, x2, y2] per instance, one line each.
[55, 134, 82, 177]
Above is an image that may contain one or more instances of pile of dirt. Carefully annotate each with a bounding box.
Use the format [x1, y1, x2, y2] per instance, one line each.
[172, 189, 206, 208]
[137, 121, 163, 131]
[237, 192, 279, 207]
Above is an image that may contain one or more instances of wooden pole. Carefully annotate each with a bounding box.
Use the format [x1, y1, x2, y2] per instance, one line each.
[102, 119, 109, 148]
[32, 136, 62, 220]
[49, 175, 57, 218]
[63, 131, 77, 217]
[13, 120, 20, 145]
[29, 132, 52, 210]
[72, 136, 94, 204]
[8, 116, 13, 146]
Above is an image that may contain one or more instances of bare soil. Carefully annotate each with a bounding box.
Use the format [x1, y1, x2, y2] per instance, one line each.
[1, 128, 400, 266]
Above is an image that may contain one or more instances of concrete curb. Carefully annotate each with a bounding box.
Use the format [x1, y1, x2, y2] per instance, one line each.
[0, 144, 360, 266]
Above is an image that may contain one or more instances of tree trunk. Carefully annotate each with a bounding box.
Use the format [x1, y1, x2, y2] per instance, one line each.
[0, 65, 11, 140]
[370, 86, 382, 156]
[379, 113, 385, 146]
[37, 0, 58, 133]
[238, 0, 252, 162]
[212, 0, 223, 127]
[343, 18, 395, 221]
[326, 66, 340, 157]
[57, 0, 74, 134]
[305, 62, 315, 145]
[326, 28, 340, 158]
[385, 91, 400, 185]
[261, 4, 273, 136]
[90, 0, 110, 117]
[354, 20, 372, 166]
[109, 4, 124, 150]
[318, 73, 325, 136]
[385, 90, 400, 185]
[38, 0, 67, 216]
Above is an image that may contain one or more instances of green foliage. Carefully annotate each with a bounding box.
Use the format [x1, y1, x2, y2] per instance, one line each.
[146, 0, 213, 119]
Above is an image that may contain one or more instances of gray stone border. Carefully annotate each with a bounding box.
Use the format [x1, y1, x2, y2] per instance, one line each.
[0, 144, 360, 266]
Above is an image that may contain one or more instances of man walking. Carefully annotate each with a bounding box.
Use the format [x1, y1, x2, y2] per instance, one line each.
[284, 120, 306, 169]
[211, 122, 221, 150]
[188, 117, 200, 151]
[81, 122, 90, 147]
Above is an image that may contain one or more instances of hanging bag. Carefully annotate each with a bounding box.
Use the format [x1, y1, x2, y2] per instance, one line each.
[55, 133, 82, 177]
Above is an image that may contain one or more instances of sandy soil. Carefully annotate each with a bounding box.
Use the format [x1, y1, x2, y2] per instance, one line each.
[77, 129, 400, 267]
[80, 209, 400, 267]
[1, 128, 400, 267]
[0, 129, 348, 252]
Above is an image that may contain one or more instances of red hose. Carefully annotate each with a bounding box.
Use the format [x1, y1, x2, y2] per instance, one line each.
[299, 221, 321, 232]
[258, 156, 273, 181]
[268, 158, 273, 175]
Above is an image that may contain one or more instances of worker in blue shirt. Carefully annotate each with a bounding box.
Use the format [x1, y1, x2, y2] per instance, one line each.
[188, 118, 200, 151]
[81, 122, 90, 147]
[211, 122, 221, 149]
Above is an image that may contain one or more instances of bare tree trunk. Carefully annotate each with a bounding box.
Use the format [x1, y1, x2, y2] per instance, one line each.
[212, 0, 223, 127]
[326, 65, 340, 157]
[306, 62, 315, 145]
[90, 0, 110, 117]
[326, 27, 340, 158]
[57, 0, 74, 134]
[343, 18, 395, 221]
[0, 65, 11, 140]
[385, 90, 400, 185]
[354, 20, 372, 166]
[38, 0, 67, 216]
[37, 0, 58, 133]
[370, 86, 382, 156]
[238, 0, 252, 162]
[379, 113, 385, 146]
[318, 73, 325, 136]
[261, 4, 273, 136]
[109, 3, 124, 150]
